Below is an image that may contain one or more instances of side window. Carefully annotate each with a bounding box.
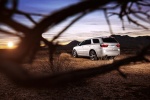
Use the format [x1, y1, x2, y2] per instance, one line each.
[79, 40, 91, 46]
[93, 39, 99, 43]
[84, 40, 91, 45]
[79, 41, 85, 46]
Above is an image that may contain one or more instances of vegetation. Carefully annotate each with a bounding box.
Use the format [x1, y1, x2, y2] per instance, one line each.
[0, 53, 149, 99]
[0, 0, 149, 91]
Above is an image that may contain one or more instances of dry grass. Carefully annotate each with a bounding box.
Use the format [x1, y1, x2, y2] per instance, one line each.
[0, 51, 150, 99]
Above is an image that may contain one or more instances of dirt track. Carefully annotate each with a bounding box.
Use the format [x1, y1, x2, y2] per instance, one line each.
[0, 52, 150, 99]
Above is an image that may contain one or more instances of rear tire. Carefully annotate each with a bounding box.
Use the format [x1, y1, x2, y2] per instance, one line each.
[89, 50, 98, 60]
[72, 50, 78, 58]
[103, 56, 108, 60]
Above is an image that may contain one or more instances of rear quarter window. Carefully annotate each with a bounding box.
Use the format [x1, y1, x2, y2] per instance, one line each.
[102, 38, 117, 43]
[93, 39, 99, 43]
[84, 40, 91, 45]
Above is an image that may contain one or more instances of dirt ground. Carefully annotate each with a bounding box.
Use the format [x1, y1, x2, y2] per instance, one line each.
[0, 51, 150, 100]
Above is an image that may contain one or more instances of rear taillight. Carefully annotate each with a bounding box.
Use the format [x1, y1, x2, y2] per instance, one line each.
[116, 44, 120, 47]
[100, 44, 108, 47]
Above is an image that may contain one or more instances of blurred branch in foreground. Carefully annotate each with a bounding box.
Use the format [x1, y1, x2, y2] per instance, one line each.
[0, 0, 150, 87]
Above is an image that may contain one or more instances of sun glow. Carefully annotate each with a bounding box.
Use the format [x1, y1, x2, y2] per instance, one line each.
[7, 41, 14, 48]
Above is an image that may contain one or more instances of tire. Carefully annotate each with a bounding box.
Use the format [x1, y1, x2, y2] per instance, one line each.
[109, 56, 115, 60]
[102, 56, 108, 60]
[72, 50, 78, 58]
[101, 56, 114, 60]
[89, 50, 98, 60]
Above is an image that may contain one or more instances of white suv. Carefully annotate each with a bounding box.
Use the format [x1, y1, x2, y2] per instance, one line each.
[72, 37, 120, 60]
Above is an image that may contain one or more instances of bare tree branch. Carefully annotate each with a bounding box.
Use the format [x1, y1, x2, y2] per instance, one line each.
[0, 0, 150, 88]
[0, 28, 21, 37]
[14, 10, 47, 25]
[51, 12, 87, 42]
[104, 9, 113, 34]
[126, 14, 149, 29]
[137, 2, 150, 6]
[129, 9, 150, 23]
[0, 17, 31, 34]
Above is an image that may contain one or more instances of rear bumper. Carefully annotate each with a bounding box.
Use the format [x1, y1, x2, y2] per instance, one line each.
[102, 49, 120, 56]
[96, 49, 120, 57]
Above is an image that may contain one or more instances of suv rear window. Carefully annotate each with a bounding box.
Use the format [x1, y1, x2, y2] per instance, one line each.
[102, 38, 117, 43]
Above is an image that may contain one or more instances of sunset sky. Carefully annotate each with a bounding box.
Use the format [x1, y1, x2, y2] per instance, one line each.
[0, 0, 150, 48]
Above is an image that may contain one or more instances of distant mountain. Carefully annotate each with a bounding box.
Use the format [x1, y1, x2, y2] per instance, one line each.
[57, 40, 80, 50]
[112, 35, 150, 49]
[67, 40, 80, 47]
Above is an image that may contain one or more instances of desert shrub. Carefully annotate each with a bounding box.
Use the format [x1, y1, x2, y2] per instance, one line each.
[51, 53, 74, 73]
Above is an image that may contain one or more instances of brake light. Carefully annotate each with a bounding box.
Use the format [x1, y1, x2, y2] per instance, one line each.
[116, 44, 120, 47]
[100, 44, 108, 47]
